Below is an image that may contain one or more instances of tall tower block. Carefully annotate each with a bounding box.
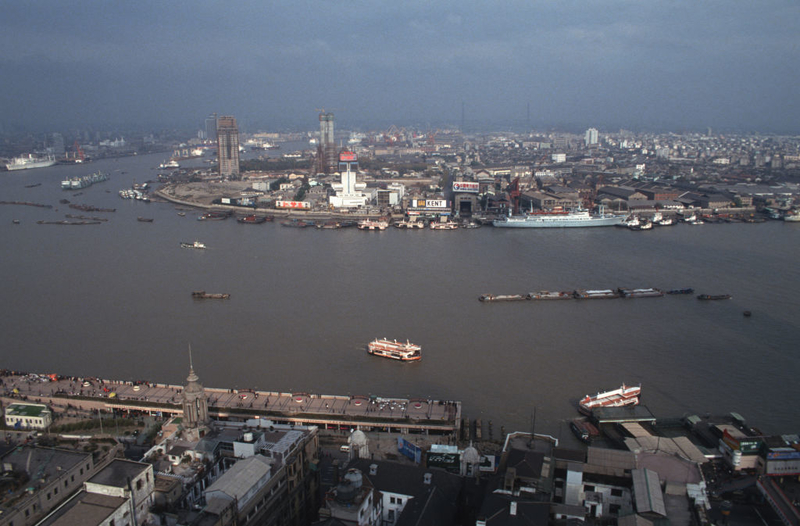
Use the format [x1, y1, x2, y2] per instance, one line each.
[318, 112, 337, 174]
[216, 115, 240, 179]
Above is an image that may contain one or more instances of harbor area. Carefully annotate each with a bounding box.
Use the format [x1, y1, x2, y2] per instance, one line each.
[0, 372, 461, 436]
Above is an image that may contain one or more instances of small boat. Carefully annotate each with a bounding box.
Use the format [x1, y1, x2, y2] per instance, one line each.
[137, 217, 154, 222]
[697, 294, 732, 300]
[367, 338, 421, 361]
[180, 241, 206, 249]
[12, 219, 20, 224]
[178, 212, 186, 217]
[571, 418, 600, 443]
[630, 220, 653, 231]
[666, 288, 694, 295]
[191, 291, 229, 299]
[579, 384, 641, 415]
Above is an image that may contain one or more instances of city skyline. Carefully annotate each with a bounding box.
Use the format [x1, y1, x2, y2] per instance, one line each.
[1, 1, 798, 134]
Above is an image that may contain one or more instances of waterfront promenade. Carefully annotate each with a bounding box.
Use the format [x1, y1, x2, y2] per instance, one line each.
[0, 372, 461, 435]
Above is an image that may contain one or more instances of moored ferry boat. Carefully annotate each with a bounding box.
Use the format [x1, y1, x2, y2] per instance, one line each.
[579, 384, 641, 415]
[430, 220, 458, 230]
[358, 219, 389, 230]
[367, 338, 421, 361]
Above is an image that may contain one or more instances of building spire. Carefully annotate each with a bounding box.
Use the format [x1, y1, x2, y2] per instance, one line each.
[187, 343, 198, 383]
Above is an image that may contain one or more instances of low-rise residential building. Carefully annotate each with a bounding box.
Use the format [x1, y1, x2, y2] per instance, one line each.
[0, 446, 96, 526]
[4, 402, 52, 430]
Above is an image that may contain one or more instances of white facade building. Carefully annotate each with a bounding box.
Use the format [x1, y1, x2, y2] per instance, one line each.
[330, 151, 369, 209]
[5, 402, 52, 430]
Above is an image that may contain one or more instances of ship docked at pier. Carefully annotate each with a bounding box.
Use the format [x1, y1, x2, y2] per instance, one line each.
[579, 384, 641, 415]
[492, 207, 624, 228]
[367, 338, 422, 361]
[4, 154, 57, 171]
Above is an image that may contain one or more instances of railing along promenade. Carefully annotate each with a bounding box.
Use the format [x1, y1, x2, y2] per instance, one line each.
[1, 372, 461, 435]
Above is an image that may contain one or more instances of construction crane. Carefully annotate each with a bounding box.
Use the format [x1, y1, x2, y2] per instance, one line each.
[72, 140, 85, 161]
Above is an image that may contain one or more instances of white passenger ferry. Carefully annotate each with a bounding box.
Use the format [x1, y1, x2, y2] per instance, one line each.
[367, 338, 421, 361]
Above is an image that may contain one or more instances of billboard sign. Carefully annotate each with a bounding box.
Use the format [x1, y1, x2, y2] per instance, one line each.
[397, 437, 422, 464]
[453, 181, 480, 193]
[479, 455, 498, 473]
[427, 452, 460, 472]
[275, 200, 311, 210]
[339, 151, 357, 162]
[767, 449, 800, 460]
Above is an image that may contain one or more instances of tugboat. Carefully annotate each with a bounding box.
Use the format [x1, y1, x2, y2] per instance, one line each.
[697, 294, 732, 300]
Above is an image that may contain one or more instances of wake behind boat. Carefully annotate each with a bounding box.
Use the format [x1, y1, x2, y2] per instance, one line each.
[492, 206, 624, 228]
[367, 338, 421, 361]
[578, 384, 641, 415]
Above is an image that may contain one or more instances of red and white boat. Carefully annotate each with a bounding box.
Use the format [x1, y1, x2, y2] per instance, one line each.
[367, 338, 421, 361]
[579, 384, 641, 415]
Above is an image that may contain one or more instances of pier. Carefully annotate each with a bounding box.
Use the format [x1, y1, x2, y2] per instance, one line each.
[0, 372, 461, 436]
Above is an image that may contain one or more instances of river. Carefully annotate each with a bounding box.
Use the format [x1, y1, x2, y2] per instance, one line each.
[1, 151, 798, 443]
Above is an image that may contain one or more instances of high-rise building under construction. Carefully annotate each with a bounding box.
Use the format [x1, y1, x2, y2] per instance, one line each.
[216, 116, 240, 179]
[317, 112, 337, 174]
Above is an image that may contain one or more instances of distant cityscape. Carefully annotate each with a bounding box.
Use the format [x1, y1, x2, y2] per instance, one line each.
[5, 112, 800, 225]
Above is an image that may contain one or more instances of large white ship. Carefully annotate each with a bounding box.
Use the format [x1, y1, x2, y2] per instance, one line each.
[4, 154, 57, 171]
[367, 338, 421, 361]
[493, 207, 624, 228]
[579, 384, 641, 414]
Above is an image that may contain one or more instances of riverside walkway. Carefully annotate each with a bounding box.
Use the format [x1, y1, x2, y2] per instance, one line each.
[0, 372, 461, 435]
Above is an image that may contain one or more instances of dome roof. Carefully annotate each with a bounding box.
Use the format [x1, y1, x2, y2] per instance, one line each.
[462, 446, 481, 463]
[349, 430, 368, 446]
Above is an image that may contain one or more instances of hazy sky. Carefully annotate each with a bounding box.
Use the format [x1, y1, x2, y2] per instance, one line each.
[1, 1, 798, 133]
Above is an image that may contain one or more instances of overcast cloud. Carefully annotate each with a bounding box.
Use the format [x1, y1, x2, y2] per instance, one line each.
[1, 0, 798, 133]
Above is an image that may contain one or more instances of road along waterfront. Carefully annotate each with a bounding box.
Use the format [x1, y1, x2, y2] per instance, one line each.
[1, 152, 799, 440]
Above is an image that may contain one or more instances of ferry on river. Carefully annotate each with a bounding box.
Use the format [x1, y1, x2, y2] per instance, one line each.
[579, 384, 641, 415]
[367, 338, 422, 361]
